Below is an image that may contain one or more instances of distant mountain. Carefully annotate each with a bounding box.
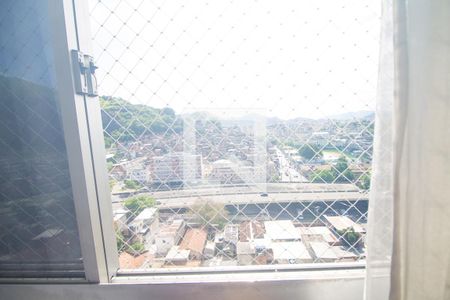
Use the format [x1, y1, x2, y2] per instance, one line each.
[180, 111, 219, 121]
[325, 111, 374, 120]
[100, 96, 375, 148]
[218, 114, 284, 127]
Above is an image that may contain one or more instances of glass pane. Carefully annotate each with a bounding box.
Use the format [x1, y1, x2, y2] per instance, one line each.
[0, 0, 83, 277]
[89, 0, 378, 270]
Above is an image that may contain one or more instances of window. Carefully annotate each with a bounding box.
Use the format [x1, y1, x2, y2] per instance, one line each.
[0, 0, 380, 291]
[89, 0, 379, 271]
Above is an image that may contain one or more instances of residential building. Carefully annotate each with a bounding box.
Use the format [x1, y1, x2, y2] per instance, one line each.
[128, 207, 159, 243]
[203, 241, 215, 259]
[298, 226, 340, 245]
[236, 241, 256, 265]
[331, 246, 358, 262]
[264, 220, 302, 241]
[223, 224, 239, 245]
[214, 224, 239, 257]
[113, 209, 128, 233]
[308, 241, 338, 263]
[323, 215, 366, 234]
[128, 167, 150, 183]
[271, 242, 312, 264]
[239, 221, 265, 242]
[179, 228, 207, 260]
[208, 159, 242, 184]
[150, 152, 203, 184]
[110, 163, 127, 180]
[155, 219, 186, 256]
[164, 246, 190, 265]
[118, 251, 151, 269]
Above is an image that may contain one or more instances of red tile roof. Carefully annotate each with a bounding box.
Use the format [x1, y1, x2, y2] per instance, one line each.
[179, 228, 207, 255]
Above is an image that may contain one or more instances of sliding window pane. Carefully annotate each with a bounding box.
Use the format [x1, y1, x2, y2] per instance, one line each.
[0, 0, 83, 277]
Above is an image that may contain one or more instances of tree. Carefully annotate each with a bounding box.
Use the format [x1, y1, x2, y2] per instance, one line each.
[109, 179, 116, 190]
[116, 229, 146, 255]
[127, 241, 145, 255]
[100, 96, 181, 147]
[335, 156, 349, 173]
[333, 156, 355, 183]
[124, 195, 156, 217]
[161, 107, 175, 117]
[116, 229, 125, 252]
[358, 174, 371, 190]
[311, 170, 335, 183]
[298, 144, 323, 160]
[124, 179, 141, 190]
[189, 200, 229, 230]
[334, 169, 355, 183]
[337, 227, 361, 248]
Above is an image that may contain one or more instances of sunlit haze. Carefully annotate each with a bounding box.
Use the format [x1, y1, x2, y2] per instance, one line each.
[89, 0, 380, 119]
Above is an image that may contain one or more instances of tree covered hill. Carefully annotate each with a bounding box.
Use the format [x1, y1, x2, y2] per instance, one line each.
[100, 96, 182, 147]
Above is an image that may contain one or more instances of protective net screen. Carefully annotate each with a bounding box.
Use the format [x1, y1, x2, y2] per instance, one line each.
[89, 0, 379, 269]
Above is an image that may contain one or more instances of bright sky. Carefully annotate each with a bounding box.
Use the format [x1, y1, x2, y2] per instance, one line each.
[89, 0, 380, 119]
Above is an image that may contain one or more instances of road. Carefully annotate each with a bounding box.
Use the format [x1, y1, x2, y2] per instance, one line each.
[111, 182, 367, 210]
[274, 147, 308, 183]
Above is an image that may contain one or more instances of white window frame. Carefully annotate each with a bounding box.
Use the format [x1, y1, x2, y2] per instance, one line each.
[61, 0, 368, 282]
[48, 0, 118, 283]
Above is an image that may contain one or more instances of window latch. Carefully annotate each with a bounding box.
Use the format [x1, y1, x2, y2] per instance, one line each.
[71, 50, 98, 97]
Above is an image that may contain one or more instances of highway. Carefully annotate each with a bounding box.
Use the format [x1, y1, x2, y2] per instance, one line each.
[111, 182, 368, 210]
[154, 191, 367, 209]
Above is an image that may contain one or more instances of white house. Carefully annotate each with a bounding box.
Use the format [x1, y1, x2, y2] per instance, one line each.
[155, 219, 186, 256]
[128, 207, 159, 244]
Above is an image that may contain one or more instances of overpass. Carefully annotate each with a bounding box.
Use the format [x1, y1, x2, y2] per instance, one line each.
[155, 191, 368, 209]
[112, 183, 369, 210]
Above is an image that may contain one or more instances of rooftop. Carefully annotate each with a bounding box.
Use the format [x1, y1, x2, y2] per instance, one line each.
[179, 228, 207, 254]
[332, 246, 358, 260]
[271, 242, 311, 261]
[264, 220, 302, 241]
[223, 224, 239, 243]
[165, 246, 190, 263]
[158, 219, 185, 238]
[237, 241, 256, 255]
[298, 226, 339, 244]
[119, 252, 150, 269]
[309, 241, 338, 260]
[239, 221, 265, 242]
[133, 207, 158, 221]
[323, 215, 365, 233]
[113, 212, 127, 222]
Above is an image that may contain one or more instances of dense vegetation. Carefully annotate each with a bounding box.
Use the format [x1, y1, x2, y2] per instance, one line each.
[100, 96, 182, 148]
[297, 144, 323, 160]
[188, 200, 229, 230]
[311, 156, 355, 184]
[124, 179, 142, 190]
[116, 230, 145, 255]
[123, 195, 156, 217]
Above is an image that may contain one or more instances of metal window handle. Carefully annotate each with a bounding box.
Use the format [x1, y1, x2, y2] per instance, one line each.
[87, 56, 98, 97]
[71, 50, 98, 97]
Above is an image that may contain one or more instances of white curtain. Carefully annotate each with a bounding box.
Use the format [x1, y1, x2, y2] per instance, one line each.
[365, 0, 450, 299]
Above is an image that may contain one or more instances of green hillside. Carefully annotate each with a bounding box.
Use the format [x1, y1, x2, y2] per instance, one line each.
[100, 96, 181, 147]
